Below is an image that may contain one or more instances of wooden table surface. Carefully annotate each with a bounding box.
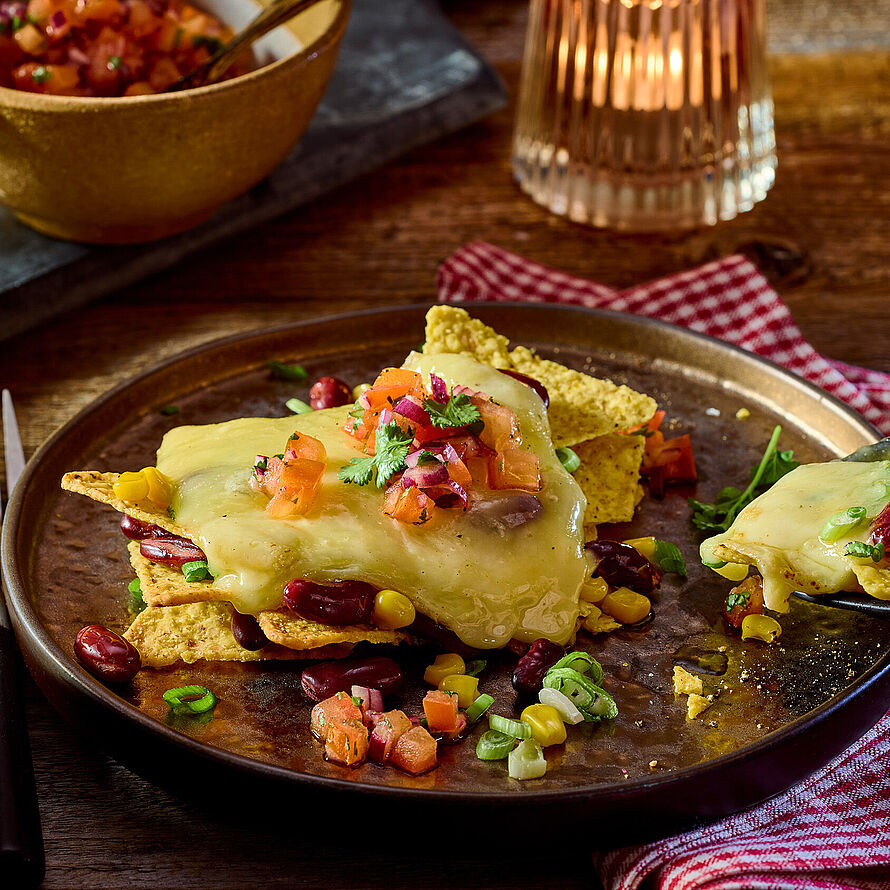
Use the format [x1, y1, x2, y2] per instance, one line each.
[2, 1, 890, 887]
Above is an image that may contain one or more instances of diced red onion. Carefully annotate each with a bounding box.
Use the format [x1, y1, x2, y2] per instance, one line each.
[68, 47, 89, 65]
[368, 725, 389, 763]
[442, 442, 461, 464]
[401, 461, 449, 489]
[393, 395, 430, 425]
[377, 408, 395, 428]
[446, 480, 469, 508]
[452, 384, 479, 396]
[429, 374, 449, 404]
[351, 685, 384, 723]
[50, 9, 66, 26]
[405, 446, 444, 468]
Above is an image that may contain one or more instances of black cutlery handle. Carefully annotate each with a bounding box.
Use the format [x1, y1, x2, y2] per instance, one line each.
[0, 624, 45, 886]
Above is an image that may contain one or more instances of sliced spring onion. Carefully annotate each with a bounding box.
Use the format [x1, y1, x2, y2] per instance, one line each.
[821, 506, 867, 542]
[465, 693, 494, 724]
[286, 397, 313, 415]
[489, 713, 532, 739]
[464, 659, 487, 678]
[476, 729, 516, 761]
[542, 667, 618, 721]
[845, 541, 885, 563]
[507, 739, 547, 780]
[267, 360, 308, 382]
[549, 651, 604, 686]
[160, 404, 180, 416]
[163, 684, 217, 715]
[538, 687, 584, 725]
[654, 539, 687, 577]
[555, 446, 581, 474]
[181, 560, 211, 582]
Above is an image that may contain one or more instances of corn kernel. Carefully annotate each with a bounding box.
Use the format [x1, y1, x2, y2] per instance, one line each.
[423, 653, 465, 687]
[580, 576, 609, 603]
[439, 673, 478, 708]
[141, 466, 173, 509]
[112, 471, 149, 503]
[352, 383, 372, 399]
[372, 589, 416, 629]
[600, 587, 651, 624]
[741, 614, 782, 644]
[622, 536, 657, 562]
[520, 703, 567, 747]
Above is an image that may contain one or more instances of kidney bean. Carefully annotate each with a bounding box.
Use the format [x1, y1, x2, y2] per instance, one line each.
[140, 537, 207, 568]
[498, 369, 550, 408]
[309, 376, 352, 410]
[585, 539, 660, 594]
[869, 501, 890, 549]
[283, 579, 375, 626]
[512, 638, 565, 695]
[75, 625, 141, 684]
[468, 492, 543, 530]
[408, 613, 476, 658]
[301, 656, 403, 702]
[231, 612, 269, 650]
[120, 514, 169, 541]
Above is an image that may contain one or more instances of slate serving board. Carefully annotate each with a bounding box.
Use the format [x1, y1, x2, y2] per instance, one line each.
[0, 0, 505, 340]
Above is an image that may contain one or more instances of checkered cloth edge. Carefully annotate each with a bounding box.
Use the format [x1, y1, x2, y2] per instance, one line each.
[436, 242, 890, 435]
[436, 241, 890, 890]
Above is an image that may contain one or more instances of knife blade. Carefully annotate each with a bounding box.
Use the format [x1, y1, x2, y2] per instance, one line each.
[0, 388, 45, 885]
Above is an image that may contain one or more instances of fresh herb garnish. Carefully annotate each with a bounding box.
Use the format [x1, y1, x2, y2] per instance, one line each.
[415, 450, 440, 466]
[689, 426, 798, 534]
[725, 589, 751, 611]
[844, 541, 885, 563]
[653, 539, 687, 577]
[31, 65, 51, 83]
[128, 578, 146, 614]
[108, 55, 122, 70]
[338, 421, 413, 488]
[423, 390, 481, 429]
[181, 560, 212, 582]
[285, 397, 313, 415]
[267, 360, 308, 382]
[166, 505, 176, 520]
[11, 14, 23, 30]
[464, 659, 487, 677]
[351, 695, 364, 708]
[160, 404, 180, 416]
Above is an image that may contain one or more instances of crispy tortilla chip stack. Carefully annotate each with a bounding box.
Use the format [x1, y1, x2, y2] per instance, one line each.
[62, 307, 659, 667]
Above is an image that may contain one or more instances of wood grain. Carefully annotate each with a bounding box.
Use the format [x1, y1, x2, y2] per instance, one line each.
[3, 1, 890, 887]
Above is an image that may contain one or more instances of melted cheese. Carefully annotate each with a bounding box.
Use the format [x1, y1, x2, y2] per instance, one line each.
[156, 353, 588, 649]
[706, 460, 890, 611]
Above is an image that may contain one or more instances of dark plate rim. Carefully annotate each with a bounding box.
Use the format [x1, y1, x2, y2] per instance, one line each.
[3, 301, 886, 806]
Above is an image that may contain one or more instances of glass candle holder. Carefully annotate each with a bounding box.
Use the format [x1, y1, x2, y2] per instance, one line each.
[512, 0, 776, 231]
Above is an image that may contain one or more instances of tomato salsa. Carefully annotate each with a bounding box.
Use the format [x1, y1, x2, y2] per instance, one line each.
[0, 0, 251, 96]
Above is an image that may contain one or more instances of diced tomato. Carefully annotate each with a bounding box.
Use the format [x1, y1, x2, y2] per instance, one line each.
[422, 689, 458, 732]
[440, 435, 490, 460]
[464, 456, 490, 487]
[383, 484, 434, 525]
[263, 456, 325, 518]
[127, 0, 162, 37]
[14, 23, 47, 56]
[367, 709, 413, 764]
[445, 454, 472, 489]
[124, 80, 152, 95]
[390, 726, 438, 775]
[476, 398, 522, 452]
[324, 717, 369, 767]
[625, 409, 665, 437]
[147, 55, 180, 91]
[490, 450, 541, 492]
[309, 691, 362, 742]
[283, 432, 326, 463]
[724, 575, 764, 629]
[12, 60, 77, 92]
[74, 0, 124, 24]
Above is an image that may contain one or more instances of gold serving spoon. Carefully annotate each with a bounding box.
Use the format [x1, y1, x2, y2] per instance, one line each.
[166, 0, 326, 92]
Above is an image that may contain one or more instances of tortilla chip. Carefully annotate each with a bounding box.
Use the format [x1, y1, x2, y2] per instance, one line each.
[508, 347, 656, 447]
[673, 666, 703, 696]
[422, 306, 656, 447]
[572, 434, 646, 525]
[124, 602, 335, 667]
[852, 564, 890, 601]
[128, 541, 231, 607]
[423, 305, 512, 369]
[257, 609, 410, 650]
[61, 471, 182, 536]
[687, 693, 714, 720]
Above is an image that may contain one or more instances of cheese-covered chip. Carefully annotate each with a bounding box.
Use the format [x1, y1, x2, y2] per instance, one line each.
[257, 609, 410, 650]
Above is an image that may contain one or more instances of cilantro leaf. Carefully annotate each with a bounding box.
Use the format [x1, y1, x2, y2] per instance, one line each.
[689, 426, 798, 534]
[653, 540, 687, 577]
[423, 390, 481, 429]
[725, 590, 750, 611]
[337, 422, 413, 488]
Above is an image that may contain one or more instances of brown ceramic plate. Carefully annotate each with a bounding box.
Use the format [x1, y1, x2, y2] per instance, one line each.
[4, 304, 889, 836]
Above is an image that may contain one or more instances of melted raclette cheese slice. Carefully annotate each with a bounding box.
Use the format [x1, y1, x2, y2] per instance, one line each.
[706, 459, 890, 611]
[156, 353, 588, 649]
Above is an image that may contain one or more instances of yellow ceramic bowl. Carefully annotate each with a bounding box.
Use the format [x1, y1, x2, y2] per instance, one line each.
[0, 0, 350, 244]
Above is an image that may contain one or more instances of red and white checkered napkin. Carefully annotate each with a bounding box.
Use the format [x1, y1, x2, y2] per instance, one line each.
[437, 241, 890, 890]
[436, 241, 890, 435]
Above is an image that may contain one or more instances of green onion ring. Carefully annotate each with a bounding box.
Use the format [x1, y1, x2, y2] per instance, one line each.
[476, 729, 516, 761]
[549, 651, 604, 685]
[489, 713, 532, 739]
[163, 684, 217, 715]
[542, 668, 618, 721]
[821, 506, 868, 542]
[555, 447, 581, 474]
[465, 693, 494, 724]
